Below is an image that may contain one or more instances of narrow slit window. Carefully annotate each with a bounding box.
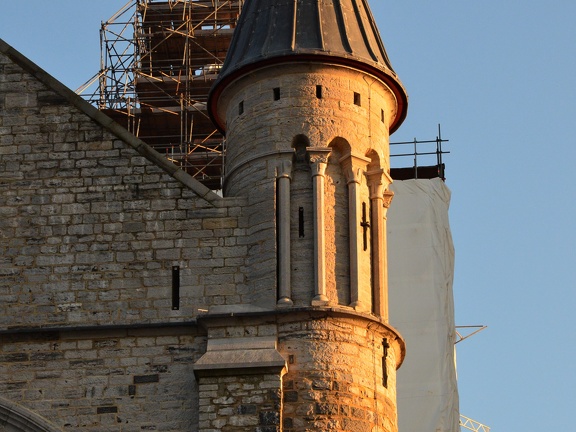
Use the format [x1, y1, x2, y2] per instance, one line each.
[172, 265, 180, 310]
[298, 207, 305, 238]
[273, 87, 281, 101]
[238, 101, 244, 115]
[381, 109, 385, 123]
[382, 338, 389, 387]
[316, 85, 323, 99]
[354, 92, 361, 106]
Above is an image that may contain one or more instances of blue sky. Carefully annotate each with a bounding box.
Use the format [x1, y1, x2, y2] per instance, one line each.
[2, 1, 576, 430]
[377, 1, 576, 430]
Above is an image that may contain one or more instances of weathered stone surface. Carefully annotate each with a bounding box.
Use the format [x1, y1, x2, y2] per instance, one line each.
[0, 3, 407, 426]
[277, 313, 402, 432]
[0, 327, 202, 430]
[0, 44, 251, 431]
[0, 49, 250, 328]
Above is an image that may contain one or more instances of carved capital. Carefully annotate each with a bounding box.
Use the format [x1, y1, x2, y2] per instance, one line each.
[366, 169, 384, 199]
[366, 169, 393, 200]
[339, 153, 371, 184]
[307, 147, 332, 177]
[276, 159, 292, 179]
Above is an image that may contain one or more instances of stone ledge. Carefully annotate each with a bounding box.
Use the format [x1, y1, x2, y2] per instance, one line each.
[193, 347, 286, 378]
[197, 306, 406, 369]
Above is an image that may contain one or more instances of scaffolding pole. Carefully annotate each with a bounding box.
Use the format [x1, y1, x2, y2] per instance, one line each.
[77, 0, 244, 190]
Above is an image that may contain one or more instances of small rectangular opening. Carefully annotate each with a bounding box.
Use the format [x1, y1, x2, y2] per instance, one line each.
[273, 87, 281, 101]
[172, 266, 180, 310]
[382, 338, 389, 387]
[238, 101, 244, 115]
[298, 207, 305, 238]
[381, 109, 385, 123]
[354, 92, 361, 106]
[316, 85, 322, 99]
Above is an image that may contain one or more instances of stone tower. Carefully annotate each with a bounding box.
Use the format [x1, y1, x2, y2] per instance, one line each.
[196, 0, 409, 430]
[0, 0, 414, 430]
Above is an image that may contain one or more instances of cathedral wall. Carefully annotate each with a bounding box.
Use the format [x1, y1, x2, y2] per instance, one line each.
[1, 10, 411, 427]
[0, 50, 252, 331]
[0, 46, 271, 431]
[0, 326, 204, 431]
[222, 155, 279, 309]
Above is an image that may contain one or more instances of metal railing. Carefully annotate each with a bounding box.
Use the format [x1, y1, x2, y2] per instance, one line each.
[390, 124, 449, 180]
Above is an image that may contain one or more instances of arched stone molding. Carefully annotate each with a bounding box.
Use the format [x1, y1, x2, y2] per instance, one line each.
[291, 134, 310, 163]
[365, 148, 386, 173]
[0, 397, 62, 432]
[327, 137, 352, 158]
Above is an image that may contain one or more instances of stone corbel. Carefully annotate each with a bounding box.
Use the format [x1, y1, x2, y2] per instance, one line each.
[382, 189, 394, 212]
[366, 168, 393, 200]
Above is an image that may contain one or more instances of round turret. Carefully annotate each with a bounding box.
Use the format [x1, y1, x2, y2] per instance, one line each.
[209, 0, 408, 134]
[204, 1, 407, 430]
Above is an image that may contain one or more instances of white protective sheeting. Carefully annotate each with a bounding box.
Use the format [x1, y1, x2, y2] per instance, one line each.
[387, 178, 459, 432]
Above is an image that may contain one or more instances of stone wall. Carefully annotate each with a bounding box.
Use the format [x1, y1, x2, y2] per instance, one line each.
[0, 40, 406, 432]
[0, 41, 254, 431]
[277, 313, 401, 432]
[198, 374, 282, 432]
[0, 326, 204, 431]
[0, 46, 254, 330]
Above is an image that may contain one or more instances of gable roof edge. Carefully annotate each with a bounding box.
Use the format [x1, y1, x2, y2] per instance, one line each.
[0, 38, 221, 206]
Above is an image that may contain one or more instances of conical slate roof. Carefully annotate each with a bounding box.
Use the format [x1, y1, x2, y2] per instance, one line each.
[209, 0, 408, 132]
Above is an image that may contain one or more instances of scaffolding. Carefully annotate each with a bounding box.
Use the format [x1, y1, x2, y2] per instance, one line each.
[78, 0, 244, 190]
[78, 3, 450, 188]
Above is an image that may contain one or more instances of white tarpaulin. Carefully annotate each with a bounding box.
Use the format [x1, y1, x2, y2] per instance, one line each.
[388, 178, 459, 432]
